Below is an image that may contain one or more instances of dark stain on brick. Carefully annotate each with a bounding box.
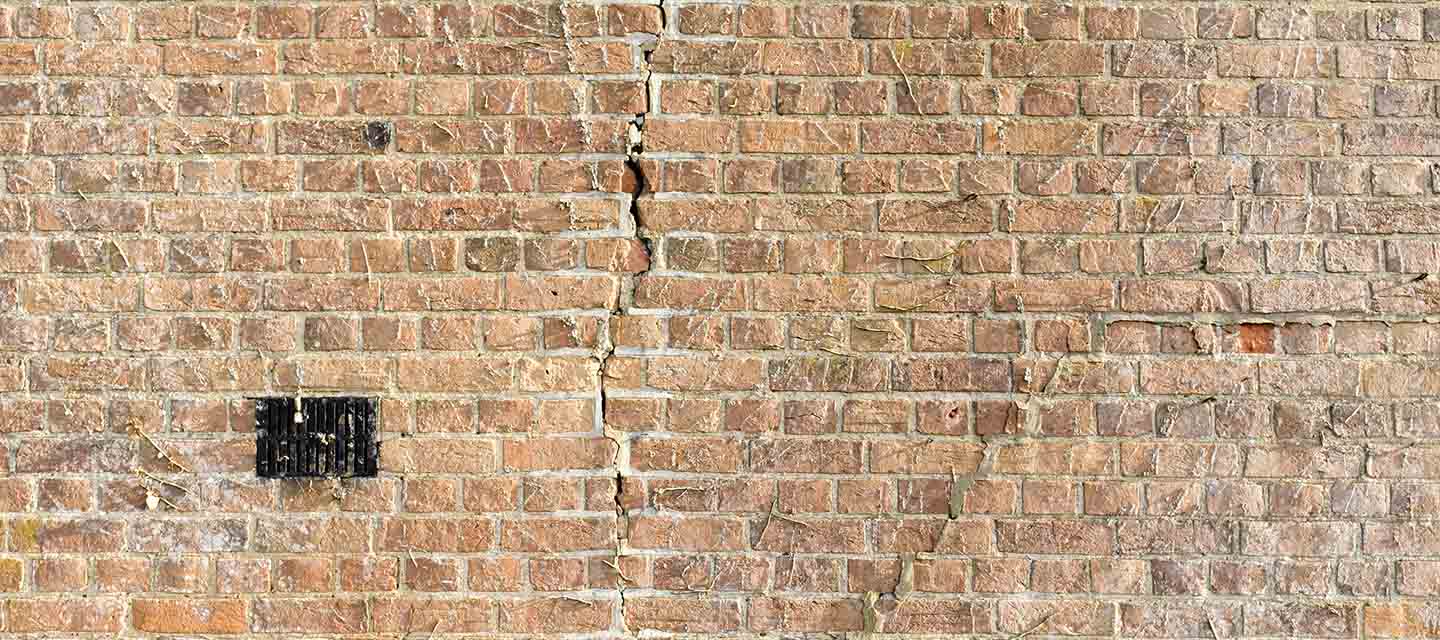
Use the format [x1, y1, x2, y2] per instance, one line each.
[363, 121, 392, 150]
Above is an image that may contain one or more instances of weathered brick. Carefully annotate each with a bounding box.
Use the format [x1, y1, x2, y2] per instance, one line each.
[993, 43, 1105, 77]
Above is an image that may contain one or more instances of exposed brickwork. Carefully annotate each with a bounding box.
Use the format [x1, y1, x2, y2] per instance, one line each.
[1, 0, 1439, 636]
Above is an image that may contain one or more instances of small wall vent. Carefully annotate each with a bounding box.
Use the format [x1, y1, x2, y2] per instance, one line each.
[255, 397, 378, 478]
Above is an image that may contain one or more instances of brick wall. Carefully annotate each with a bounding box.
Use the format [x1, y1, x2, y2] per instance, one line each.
[0, 0, 1437, 636]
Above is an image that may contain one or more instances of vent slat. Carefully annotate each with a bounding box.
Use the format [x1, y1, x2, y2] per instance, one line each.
[256, 399, 271, 477]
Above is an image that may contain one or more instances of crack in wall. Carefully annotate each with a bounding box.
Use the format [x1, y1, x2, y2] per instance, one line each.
[594, 2, 665, 631]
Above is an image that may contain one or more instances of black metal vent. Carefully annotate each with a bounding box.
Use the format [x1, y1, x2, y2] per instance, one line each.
[255, 397, 378, 478]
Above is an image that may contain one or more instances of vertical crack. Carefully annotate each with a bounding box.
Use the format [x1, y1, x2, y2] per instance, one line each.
[597, 1, 664, 633]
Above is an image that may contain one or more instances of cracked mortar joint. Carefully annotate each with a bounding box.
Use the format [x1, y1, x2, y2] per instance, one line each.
[589, 13, 667, 630]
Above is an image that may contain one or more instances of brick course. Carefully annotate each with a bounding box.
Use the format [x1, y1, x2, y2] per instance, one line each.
[0, 0, 1438, 636]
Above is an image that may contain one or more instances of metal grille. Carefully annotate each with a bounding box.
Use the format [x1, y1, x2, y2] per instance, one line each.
[255, 397, 378, 478]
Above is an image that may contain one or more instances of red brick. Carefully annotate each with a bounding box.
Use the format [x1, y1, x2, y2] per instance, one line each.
[499, 516, 614, 551]
[627, 597, 741, 633]
[7, 598, 124, 633]
[133, 599, 246, 634]
[994, 43, 1105, 77]
[740, 121, 858, 154]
